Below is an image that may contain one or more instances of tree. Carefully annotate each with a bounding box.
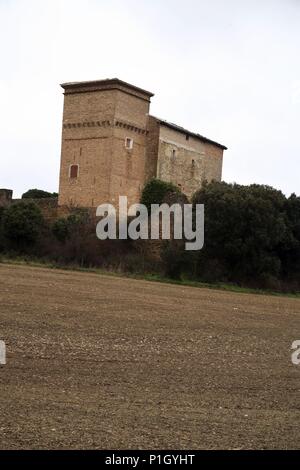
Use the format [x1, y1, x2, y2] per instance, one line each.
[140, 178, 181, 210]
[52, 210, 90, 243]
[0, 207, 5, 251]
[22, 189, 58, 199]
[191, 181, 290, 288]
[2, 202, 44, 249]
[52, 218, 72, 243]
[280, 193, 300, 285]
[161, 240, 187, 280]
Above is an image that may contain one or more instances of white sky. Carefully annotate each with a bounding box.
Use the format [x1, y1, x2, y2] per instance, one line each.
[0, 0, 299, 197]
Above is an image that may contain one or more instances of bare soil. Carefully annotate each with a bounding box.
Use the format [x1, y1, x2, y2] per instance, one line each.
[0, 263, 299, 449]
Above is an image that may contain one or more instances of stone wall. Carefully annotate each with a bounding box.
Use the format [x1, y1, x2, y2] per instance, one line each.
[156, 124, 224, 198]
[145, 116, 160, 182]
[0, 189, 13, 207]
[11, 197, 60, 223]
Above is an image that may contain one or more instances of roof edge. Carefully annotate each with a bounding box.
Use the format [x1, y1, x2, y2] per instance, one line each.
[61, 78, 154, 98]
[151, 115, 227, 150]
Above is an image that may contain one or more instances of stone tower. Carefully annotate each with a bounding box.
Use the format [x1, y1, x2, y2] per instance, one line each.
[58, 78, 154, 207]
[58, 78, 226, 207]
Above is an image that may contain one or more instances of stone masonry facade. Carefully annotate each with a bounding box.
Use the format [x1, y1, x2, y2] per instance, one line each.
[58, 78, 227, 207]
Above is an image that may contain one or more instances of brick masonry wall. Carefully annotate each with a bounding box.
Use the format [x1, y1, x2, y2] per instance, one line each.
[7, 198, 60, 223]
[58, 124, 112, 207]
[58, 86, 151, 208]
[145, 116, 160, 182]
[109, 127, 148, 206]
[7, 197, 95, 224]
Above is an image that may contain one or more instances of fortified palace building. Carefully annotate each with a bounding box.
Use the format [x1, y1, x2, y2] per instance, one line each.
[0, 79, 226, 210]
[58, 78, 227, 207]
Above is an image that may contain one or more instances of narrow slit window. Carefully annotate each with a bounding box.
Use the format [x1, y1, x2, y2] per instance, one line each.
[125, 137, 133, 149]
[69, 164, 79, 178]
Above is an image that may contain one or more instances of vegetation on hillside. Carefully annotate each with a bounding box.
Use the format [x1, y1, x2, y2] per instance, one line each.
[0, 179, 299, 293]
[140, 178, 181, 210]
[22, 189, 58, 199]
[1, 201, 44, 251]
[187, 182, 300, 290]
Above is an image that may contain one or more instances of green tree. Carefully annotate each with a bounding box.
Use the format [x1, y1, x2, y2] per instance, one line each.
[161, 240, 187, 280]
[52, 210, 90, 243]
[2, 202, 44, 249]
[280, 193, 300, 285]
[22, 189, 58, 199]
[52, 218, 72, 243]
[191, 181, 289, 288]
[140, 178, 181, 210]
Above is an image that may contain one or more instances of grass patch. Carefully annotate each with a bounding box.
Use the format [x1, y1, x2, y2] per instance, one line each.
[0, 254, 299, 299]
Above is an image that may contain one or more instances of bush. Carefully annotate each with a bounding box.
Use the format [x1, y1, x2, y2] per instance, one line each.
[140, 178, 181, 210]
[22, 189, 58, 199]
[0, 207, 6, 251]
[190, 181, 296, 288]
[280, 193, 300, 283]
[161, 240, 186, 280]
[52, 210, 90, 243]
[52, 218, 72, 243]
[2, 202, 44, 250]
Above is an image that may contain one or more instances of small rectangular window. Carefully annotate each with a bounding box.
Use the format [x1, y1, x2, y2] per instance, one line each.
[70, 164, 79, 178]
[186, 134, 190, 141]
[125, 137, 133, 149]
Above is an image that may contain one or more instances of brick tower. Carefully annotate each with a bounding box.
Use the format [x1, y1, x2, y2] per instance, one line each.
[58, 78, 154, 207]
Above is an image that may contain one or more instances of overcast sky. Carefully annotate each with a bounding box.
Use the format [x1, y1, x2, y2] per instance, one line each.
[0, 0, 299, 198]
